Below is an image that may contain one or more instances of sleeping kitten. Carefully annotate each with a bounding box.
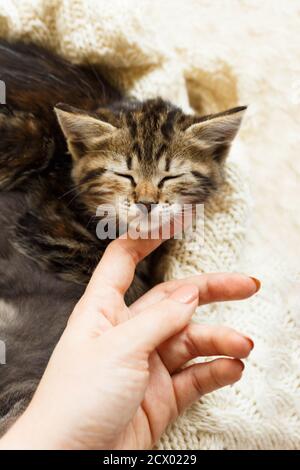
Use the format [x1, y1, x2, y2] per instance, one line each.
[0, 40, 246, 435]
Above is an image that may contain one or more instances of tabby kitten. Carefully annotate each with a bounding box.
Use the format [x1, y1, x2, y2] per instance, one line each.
[0, 40, 245, 435]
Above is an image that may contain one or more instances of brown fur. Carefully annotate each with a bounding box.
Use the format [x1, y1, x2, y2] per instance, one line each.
[56, 100, 246, 219]
[0, 40, 246, 293]
[0, 39, 247, 435]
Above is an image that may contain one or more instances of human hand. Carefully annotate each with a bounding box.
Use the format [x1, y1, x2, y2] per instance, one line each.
[0, 236, 259, 450]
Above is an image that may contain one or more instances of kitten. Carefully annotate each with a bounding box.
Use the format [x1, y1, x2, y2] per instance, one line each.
[0, 40, 246, 435]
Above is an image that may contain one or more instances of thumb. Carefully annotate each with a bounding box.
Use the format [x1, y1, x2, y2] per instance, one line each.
[114, 284, 199, 353]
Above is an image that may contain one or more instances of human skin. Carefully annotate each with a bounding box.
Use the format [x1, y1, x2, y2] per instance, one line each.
[0, 235, 259, 450]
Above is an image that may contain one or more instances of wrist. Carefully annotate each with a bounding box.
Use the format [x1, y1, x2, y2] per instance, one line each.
[0, 405, 66, 450]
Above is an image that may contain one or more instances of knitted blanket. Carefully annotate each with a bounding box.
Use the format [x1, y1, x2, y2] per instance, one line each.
[1, 0, 299, 450]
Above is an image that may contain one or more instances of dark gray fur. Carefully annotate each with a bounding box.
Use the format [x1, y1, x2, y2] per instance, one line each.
[0, 191, 84, 435]
[0, 40, 245, 436]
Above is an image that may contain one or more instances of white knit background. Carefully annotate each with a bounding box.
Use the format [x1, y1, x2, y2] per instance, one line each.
[0, 0, 299, 450]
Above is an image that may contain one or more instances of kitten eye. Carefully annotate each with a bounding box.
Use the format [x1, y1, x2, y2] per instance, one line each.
[114, 172, 136, 185]
[158, 173, 185, 189]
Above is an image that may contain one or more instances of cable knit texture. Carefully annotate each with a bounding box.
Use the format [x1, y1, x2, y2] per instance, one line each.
[0, 0, 299, 450]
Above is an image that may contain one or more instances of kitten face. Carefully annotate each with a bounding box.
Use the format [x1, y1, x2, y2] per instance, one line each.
[55, 99, 245, 226]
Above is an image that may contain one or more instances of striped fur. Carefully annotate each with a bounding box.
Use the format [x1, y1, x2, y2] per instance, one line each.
[0, 40, 246, 435]
[0, 40, 246, 288]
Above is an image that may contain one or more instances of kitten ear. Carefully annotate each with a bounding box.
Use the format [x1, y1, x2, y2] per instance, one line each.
[54, 103, 117, 159]
[185, 106, 247, 163]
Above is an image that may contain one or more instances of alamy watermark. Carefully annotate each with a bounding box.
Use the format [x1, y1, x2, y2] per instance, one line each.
[95, 202, 204, 242]
[0, 80, 6, 104]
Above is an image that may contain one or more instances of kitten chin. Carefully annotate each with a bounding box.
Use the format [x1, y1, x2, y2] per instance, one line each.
[95, 200, 197, 242]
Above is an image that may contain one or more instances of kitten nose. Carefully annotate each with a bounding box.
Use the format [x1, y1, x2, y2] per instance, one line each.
[137, 201, 155, 213]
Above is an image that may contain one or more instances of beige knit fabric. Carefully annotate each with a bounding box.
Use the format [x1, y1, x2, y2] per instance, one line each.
[0, 0, 299, 450]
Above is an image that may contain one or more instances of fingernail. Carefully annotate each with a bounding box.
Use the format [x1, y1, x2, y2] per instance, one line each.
[233, 358, 245, 372]
[170, 285, 199, 304]
[250, 277, 261, 292]
[244, 336, 254, 350]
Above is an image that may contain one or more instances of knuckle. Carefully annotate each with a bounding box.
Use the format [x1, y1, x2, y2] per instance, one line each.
[191, 368, 205, 396]
[185, 324, 200, 358]
[125, 246, 141, 266]
[157, 280, 176, 296]
[198, 277, 211, 301]
[210, 362, 225, 388]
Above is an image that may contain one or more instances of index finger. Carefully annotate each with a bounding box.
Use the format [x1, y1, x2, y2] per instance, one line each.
[86, 235, 162, 298]
[86, 205, 194, 299]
